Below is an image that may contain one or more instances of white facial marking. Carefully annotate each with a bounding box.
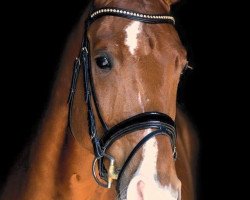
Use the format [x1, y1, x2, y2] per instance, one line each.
[126, 129, 179, 200]
[138, 92, 145, 112]
[125, 21, 142, 55]
[138, 129, 158, 176]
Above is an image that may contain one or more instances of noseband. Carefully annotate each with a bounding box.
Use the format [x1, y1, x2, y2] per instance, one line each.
[68, 5, 177, 189]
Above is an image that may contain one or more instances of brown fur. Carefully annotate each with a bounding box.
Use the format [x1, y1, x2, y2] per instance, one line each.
[1, 1, 198, 199]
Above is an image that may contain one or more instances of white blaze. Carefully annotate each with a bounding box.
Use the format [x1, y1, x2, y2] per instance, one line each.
[126, 129, 179, 200]
[125, 21, 142, 55]
[138, 92, 145, 112]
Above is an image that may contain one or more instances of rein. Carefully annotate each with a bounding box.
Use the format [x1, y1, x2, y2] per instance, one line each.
[68, 6, 177, 189]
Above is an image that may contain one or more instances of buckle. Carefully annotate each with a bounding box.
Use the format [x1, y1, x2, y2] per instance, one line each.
[173, 146, 177, 160]
[82, 47, 88, 54]
[92, 153, 118, 188]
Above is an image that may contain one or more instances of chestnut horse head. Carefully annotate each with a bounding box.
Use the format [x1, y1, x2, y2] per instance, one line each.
[69, 0, 187, 199]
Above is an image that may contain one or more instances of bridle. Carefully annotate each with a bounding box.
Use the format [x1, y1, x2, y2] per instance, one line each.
[68, 5, 177, 190]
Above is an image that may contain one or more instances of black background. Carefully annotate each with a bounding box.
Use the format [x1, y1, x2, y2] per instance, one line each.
[1, 0, 243, 199]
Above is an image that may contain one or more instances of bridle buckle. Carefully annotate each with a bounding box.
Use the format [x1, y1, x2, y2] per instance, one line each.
[105, 153, 118, 188]
[92, 153, 118, 188]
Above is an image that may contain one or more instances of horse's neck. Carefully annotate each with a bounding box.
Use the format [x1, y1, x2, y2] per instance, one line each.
[24, 130, 116, 200]
[0, 11, 114, 200]
[2, 121, 116, 200]
[1, 75, 116, 199]
[176, 108, 199, 200]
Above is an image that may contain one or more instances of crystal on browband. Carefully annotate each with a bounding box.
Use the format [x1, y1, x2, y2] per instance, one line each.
[90, 8, 175, 24]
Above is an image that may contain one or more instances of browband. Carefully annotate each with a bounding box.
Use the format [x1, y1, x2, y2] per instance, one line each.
[89, 7, 175, 25]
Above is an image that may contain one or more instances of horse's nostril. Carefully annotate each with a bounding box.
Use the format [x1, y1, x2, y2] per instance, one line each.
[136, 180, 145, 200]
[127, 177, 145, 200]
[127, 175, 180, 200]
[177, 188, 182, 200]
[176, 181, 182, 200]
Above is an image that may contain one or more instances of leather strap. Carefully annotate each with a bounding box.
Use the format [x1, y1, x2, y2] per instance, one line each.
[101, 112, 176, 151]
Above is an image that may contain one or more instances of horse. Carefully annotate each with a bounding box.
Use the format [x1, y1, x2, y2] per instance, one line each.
[1, 0, 199, 199]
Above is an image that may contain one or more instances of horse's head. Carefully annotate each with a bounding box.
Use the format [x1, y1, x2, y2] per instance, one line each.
[70, 0, 187, 199]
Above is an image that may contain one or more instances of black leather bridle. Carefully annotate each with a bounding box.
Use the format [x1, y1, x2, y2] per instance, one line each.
[68, 5, 177, 190]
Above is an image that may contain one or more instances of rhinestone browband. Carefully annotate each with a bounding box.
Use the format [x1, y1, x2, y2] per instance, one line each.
[90, 8, 175, 24]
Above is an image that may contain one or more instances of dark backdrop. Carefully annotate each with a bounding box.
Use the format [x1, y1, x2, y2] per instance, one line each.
[1, 0, 241, 199]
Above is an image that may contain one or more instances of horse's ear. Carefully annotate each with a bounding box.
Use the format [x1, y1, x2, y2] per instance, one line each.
[164, 0, 179, 6]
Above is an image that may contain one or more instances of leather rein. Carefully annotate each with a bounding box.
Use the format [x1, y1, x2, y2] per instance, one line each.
[68, 6, 177, 190]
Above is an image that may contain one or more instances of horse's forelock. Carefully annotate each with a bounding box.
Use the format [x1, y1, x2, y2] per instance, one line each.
[163, 0, 180, 6]
[94, 0, 113, 7]
[94, 0, 180, 8]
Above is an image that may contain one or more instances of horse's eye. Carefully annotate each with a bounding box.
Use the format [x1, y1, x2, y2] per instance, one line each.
[95, 55, 112, 70]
